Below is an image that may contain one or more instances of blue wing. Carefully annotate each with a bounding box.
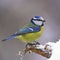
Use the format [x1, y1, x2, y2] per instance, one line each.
[2, 26, 40, 41]
[16, 26, 40, 34]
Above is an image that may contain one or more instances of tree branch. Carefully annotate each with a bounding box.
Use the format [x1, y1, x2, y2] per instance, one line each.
[18, 40, 60, 60]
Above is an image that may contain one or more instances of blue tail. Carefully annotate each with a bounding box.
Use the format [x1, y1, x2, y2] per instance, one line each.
[2, 34, 18, 41]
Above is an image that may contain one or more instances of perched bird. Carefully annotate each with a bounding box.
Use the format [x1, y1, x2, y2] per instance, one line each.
[2, 16, 45, 45]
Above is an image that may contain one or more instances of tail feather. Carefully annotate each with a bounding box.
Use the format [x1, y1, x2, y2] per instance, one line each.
[2, 34, 18, 41]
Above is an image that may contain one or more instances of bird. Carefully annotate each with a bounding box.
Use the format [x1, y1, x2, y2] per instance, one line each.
[2, 16, 45, 46]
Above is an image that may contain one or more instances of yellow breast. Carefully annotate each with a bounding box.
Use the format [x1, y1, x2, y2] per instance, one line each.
[16, 26, 44, 43]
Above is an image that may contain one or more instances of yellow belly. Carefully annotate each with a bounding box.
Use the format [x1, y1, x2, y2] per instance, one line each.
[16, 26, 44, 43]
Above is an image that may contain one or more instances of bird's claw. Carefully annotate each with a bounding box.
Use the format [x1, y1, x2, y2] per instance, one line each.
[26, 41, 40, 48]
[34, 41, 40, 45]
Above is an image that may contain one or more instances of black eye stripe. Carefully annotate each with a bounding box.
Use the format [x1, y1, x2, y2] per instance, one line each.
[33, 19, 42, 21]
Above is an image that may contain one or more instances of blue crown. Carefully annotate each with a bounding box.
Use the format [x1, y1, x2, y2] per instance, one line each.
[34, 16, 40, 18]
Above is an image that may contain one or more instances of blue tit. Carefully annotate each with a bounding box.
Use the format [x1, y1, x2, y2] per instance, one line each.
[2, 16, 45, 43]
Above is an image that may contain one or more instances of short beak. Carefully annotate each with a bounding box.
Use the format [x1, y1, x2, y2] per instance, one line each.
[43, 20, 46, 22]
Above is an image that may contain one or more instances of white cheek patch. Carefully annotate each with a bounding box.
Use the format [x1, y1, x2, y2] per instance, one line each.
[40, 17, 44, 20]
[33, 21, 42, 25]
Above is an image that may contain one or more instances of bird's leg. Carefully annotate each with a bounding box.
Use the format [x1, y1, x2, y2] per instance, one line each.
[26, 43, 34, 48]
[34, 41, 40, 45]
[32, 41, 40, 47]
[26, 41, 40, 48]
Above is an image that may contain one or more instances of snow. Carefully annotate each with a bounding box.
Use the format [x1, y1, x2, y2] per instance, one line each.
[47, 39, 60, 60]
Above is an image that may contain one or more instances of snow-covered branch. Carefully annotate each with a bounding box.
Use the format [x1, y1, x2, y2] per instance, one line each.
[18, 39, 60, 60]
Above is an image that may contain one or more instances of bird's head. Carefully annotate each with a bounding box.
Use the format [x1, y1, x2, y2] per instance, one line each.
[31, 16, 45, 26]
